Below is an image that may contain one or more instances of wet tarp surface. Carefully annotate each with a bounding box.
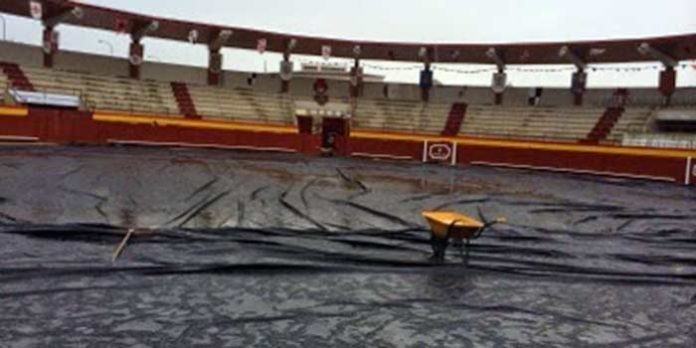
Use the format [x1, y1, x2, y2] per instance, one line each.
[0, 146, 695, 347]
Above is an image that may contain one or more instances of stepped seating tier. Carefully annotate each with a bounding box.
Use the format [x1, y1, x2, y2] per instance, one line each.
[7, 64, 297, 125]
[353, 99, 452, 134]
[606, 108, 653, 143]
[351, 100, 626, 142]
[186, 85, 295, 125]
[461, 106, 605, 142]
[21, 66, 180, 116]
[1, 63, 660, 145]
[0, 73, 7, 104]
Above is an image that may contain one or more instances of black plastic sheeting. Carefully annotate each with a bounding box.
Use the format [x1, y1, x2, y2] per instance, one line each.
[1, 146, 695, 347]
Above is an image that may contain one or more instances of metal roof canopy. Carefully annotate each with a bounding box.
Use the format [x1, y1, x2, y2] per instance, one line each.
[2, 0, 695, 65]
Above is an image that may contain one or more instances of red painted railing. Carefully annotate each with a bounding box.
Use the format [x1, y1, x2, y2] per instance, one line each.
[0, 62, 34, 91]
[441, 102, 467, 137]
[583, 107, 625, 144]
[170, 82, 199, 119]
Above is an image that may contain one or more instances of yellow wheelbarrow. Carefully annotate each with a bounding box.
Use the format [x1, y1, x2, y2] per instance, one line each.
[422, 208, 506, 263]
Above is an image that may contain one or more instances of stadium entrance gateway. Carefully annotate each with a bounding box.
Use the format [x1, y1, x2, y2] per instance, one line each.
[321, 117, 350, 156]
[294, 101, 351, 156]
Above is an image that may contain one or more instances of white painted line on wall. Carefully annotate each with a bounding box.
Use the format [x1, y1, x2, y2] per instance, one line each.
[107, 140, 297, 153]
[0, 136, 39, 142]
[471, 161, 676, 183]
[351, 152, 414, 161]
[422, 140, 428, 163]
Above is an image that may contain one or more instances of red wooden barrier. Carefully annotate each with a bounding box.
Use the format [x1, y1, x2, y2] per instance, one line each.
[2, 106, 693, 185]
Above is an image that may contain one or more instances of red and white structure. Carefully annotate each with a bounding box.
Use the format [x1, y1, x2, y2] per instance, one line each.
[0, 0, 695, 186]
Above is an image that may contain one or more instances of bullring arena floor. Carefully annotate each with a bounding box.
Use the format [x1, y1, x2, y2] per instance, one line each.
[0, 145, 695, 347]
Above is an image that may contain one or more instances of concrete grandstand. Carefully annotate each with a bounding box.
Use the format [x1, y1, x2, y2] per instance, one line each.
[0, 0, 695, 185]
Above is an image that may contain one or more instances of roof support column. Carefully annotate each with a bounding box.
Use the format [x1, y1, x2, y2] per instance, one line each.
[208, 47, 222, 86]
[128, 40, 144, 79]
[571, 69, 587, 106]
[128, 20, 159, 80]
[419, 47, 433, 103]
[280, 39, 296, 94]
[281, 51, 291, 93]
[42, 26, 57, 68]
[39, 5, 83, 69]
[487, 48, 506, 106]
[559, 46, 588, 106]
[493, 67, 505, 106]
[659, 66, 676, 107]
[637, 42, 678, 107]
[349, 46, 362, 99]
[420, 62, 433, 103]
[350, 59, 363, 99]
[207, 29, 232, 86]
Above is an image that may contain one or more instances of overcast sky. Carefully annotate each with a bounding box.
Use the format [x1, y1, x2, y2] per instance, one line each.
[1, 0, 695, 87]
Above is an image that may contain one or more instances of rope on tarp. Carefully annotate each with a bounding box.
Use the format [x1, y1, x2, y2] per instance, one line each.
[112, 228, 135, 263]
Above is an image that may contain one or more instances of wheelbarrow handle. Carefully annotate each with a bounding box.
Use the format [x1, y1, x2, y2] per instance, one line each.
[445, 217, 506, 240]
[473, 218, 506, 239]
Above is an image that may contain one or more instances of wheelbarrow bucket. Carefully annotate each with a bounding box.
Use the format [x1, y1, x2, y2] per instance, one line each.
[422, 211, 485, 240]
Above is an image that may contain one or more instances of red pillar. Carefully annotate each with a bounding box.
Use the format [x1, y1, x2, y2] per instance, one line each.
[420, 63, 433, 103]
[573, 91, 584, 106]
[659, 66, 676, 106]
[42, 27, 57, 68]
[492, 70, 506, 106]
[494, 93, 504, 105]
[486, 47, 506, 105]
[129, 41, 144, 79]
[280, 51, 292, 93]
[281, 76, 290, 93]
[349, 59, 362, 99]
[208, 47, 222, 86]
[572, 70, 587, 106]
